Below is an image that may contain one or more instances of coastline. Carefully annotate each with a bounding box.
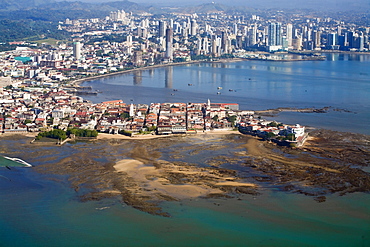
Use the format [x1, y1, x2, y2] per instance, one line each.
[29, 128, 370, 217]
[97, 129, 241, 140]
[71, 58, 245, 86]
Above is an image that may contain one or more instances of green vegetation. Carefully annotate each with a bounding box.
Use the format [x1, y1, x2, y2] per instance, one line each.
[118, 129, 132, 136]
[146, 126, 157, 132]
[86, 34, 127, 45]
[265, 132, 276, 139]
[36, 129, 67, 140]
[36, 128, 98, 141]
[227, 115, 237, 126]
[287, 133, 296, 141]
[120, 112, 130, 119]
[267, 121, 283, 127]
[0, 19, 69, 42]
[67, 128, 98, 138]
[31, 38, 63, 46]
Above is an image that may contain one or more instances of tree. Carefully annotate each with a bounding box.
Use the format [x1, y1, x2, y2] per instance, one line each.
[267, 121, 278, 127]
[265, 132, 276, 139]
[227, 115, 237, 126]
[120, 112, 130, 119]
[36, 129, 67, 140]
[67, 128, 98, 138]
[287, 133, 296, 141]
[24, 119, 32, 124]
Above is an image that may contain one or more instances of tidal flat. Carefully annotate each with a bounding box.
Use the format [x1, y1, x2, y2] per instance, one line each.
[2, 130, 369, 217]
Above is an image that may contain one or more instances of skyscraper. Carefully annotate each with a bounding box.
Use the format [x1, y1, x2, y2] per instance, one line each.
[286, 23, 293, 47]
[190, 20, 197, 36]
[158, 21, 166, 37]
[268, 22, 282, 46]
[165, 27, 173, 61]
[73, 41, 81, 60]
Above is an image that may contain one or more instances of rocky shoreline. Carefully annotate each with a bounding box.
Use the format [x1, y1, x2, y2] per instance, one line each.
[19, 128, 367, 217]
[255, 106, 355, 117]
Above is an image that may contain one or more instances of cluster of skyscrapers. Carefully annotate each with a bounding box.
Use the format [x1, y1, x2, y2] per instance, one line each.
[59, 9, 370, 64]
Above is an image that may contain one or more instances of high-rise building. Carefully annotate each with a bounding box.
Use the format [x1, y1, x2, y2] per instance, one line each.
[211, 36, 218, 57]
[158, 21, 166, 37]
[286, 23, 293, 47]
[233, 23, 238, 35]
[73, 41, 81, 60]
[327, 33, 338, 49]
[190, 19, 197, 36]
[165, 28, 173, 61]
[126, 35, 132, 46]
[268, 22, 282, 46]
[221, 31, 229, 54]
[313, 30, 321, 49]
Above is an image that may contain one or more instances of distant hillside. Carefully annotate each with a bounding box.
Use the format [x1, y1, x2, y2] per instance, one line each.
[0, 0, 144, 22]
[0, 0, 55, 10]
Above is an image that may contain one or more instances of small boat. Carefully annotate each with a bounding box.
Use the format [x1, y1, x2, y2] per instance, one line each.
[217, 92, 221, 95]
[217, 87, 222, 89]
[1, 156, 33, 167]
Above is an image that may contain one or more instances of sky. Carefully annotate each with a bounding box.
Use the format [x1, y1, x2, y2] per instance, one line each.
[71, 0, 370, 10]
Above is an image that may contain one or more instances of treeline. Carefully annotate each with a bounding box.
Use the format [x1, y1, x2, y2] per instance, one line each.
[36, 128, 98, 141]
[0, 19, 69, 42]
[66, 128, 98, 138]
[36, 129, 67, 140]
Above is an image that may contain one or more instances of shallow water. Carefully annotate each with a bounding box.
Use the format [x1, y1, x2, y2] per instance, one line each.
[0, 135, 369, 247]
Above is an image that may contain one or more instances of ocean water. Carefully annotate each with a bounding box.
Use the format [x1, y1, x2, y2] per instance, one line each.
[1, 135, 370, 247]
[82, 53, 370, 135]
[1, 176, 369, 247]
[1, 54, 370, 247]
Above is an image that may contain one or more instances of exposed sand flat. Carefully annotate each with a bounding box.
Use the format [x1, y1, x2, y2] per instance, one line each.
[113, 158, 225, 200]
[148, 181, 222, 199]
[97, 130, 240, 141]
[244, 137, 341, 173]
[98, 133, 169, 140]
[214, 181, 256, 187]
[114, 159, 145, 173]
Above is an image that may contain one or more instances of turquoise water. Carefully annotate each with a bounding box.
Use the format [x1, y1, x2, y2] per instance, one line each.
[82, 53, 370, 135]
[1, 175, 369, 247]
[0, 136, 369, 246]
[0, 156, 31, 167]
[1, 54, 370, 246]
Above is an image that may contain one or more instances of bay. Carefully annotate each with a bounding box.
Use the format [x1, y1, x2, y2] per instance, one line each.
[82, 53, 370, 135]
[1, 54, 370, 247]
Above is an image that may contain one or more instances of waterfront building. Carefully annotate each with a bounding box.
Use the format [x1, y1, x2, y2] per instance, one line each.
[73, 42, 81, 60]
[267, 22, 282, 51]
[286, 124, 305, 137]
[286, 23, 293, 48]
[165, 28, 173, 61]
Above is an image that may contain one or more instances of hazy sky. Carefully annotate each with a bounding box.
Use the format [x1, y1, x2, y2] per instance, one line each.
[72, 0, 370, 10]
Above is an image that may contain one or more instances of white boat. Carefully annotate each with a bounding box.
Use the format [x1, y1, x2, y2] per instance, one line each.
[2, 156, 33, 167]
